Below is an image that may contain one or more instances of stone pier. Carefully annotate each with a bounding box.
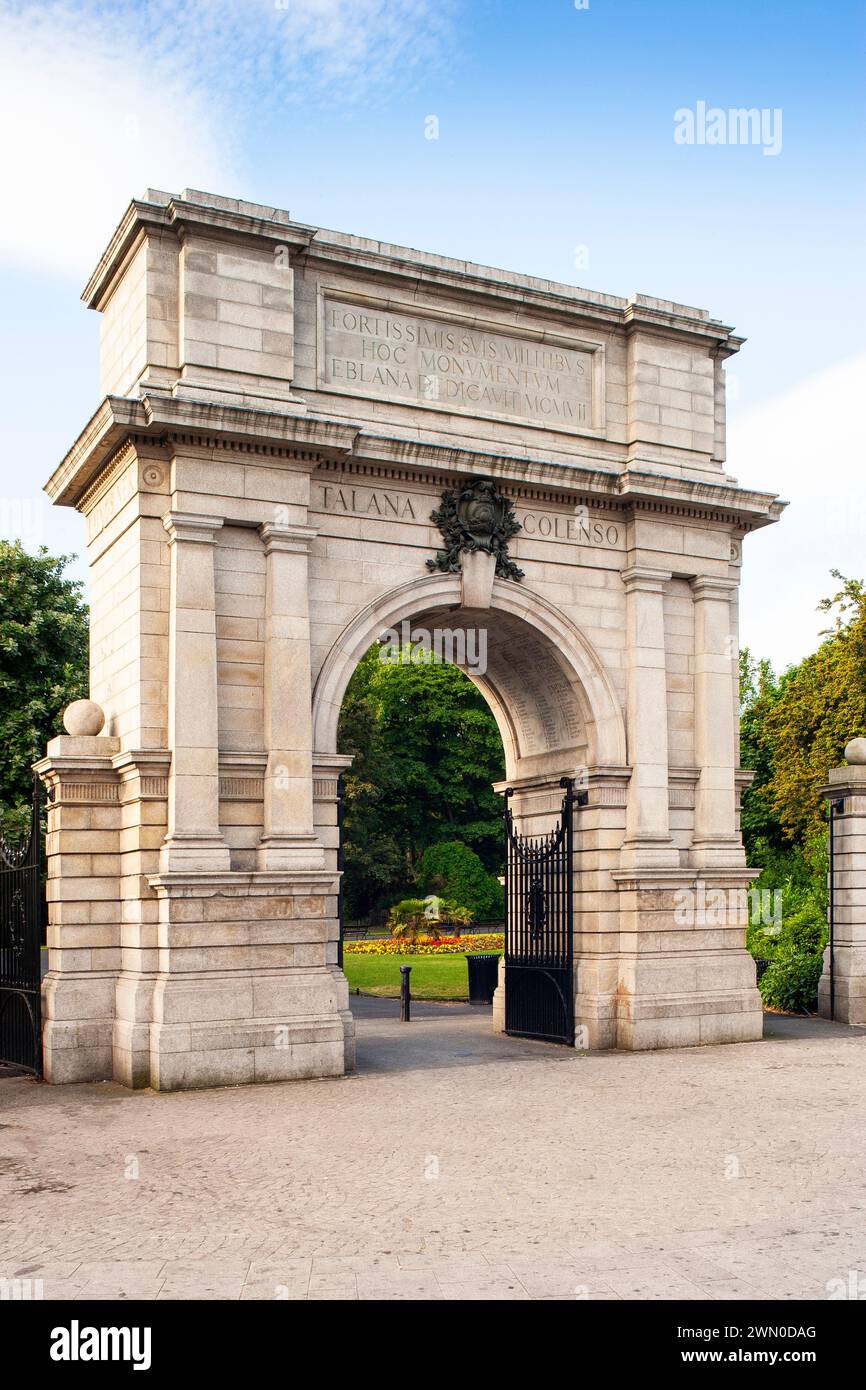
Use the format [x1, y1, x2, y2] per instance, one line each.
[38, 188, 785, 1086]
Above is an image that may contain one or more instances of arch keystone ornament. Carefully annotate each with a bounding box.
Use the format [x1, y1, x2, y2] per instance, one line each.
[427, 477, 525, 582]
[38, 189, 787, 1087]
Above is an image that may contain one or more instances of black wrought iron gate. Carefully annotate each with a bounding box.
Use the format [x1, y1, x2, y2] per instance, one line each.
[504, 777, 580, 1046]
[0, 777, 44, 1076]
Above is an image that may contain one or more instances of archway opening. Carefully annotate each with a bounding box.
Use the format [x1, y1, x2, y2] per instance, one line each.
[317, 581, 616, 1035]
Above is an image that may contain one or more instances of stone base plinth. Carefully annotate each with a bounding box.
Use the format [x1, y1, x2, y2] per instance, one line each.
[42, 974, 116, 1084]
[606, 868, 762, 1051]
[149, 991, 352, 1091]
[818, 947, 866, 1025]
[108, 870, 356, 1091]
[614, 984, 762, 1050]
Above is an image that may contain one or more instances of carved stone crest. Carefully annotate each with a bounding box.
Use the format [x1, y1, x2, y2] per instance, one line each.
[427, 477, 524, 582]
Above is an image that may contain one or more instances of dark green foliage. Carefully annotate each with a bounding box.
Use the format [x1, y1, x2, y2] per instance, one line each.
[418, 840, 504, 920]
[337, 645, 505, 918]
[759, 952, 823, 1014]
[0, 543, 88, 829]
[740, 575, 866, 1011]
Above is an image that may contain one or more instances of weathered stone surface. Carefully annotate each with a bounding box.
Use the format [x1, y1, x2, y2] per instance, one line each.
[820, 764, 866, 1025]
[39, 189, 788, 1087]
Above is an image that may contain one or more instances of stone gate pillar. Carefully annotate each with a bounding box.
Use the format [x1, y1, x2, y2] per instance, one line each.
[40, 186, 785, 1077]
[35, 705, 121, 1083]
[819, 738, 866, 1024]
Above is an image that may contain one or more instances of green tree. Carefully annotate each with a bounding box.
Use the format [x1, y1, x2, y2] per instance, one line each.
[337, 644, 505, 917]
[418, 840, 504, 920]
[739, 573, 866, 997]
[739, 647, 786, 865]
[0, 542, 89, 820]
[762, 573, 866, 844]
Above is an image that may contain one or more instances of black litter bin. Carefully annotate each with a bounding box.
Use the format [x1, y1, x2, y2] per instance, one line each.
[466, 953, 500, 1006]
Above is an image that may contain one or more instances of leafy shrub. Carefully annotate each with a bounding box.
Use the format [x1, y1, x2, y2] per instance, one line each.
[759, 951, 823, 1013]
[746, 846, 827, 965]
[387, 896, 472, 942]
[418, 841, 504, 920]
[389, 899, 434, 940]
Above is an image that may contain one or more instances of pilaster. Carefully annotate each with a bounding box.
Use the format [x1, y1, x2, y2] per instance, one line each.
[620, 566, 679, 868]
[160, 511, 230, 873]
[690, 575, 744, 868]
[256, 523, 324, 871]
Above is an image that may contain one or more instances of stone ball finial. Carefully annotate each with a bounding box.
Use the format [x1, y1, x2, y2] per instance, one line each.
[844, 737, 866, 765]
[63, 699, 105, 737]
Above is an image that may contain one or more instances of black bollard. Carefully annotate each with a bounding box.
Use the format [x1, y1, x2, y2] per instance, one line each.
[400, 965, 411, 1022]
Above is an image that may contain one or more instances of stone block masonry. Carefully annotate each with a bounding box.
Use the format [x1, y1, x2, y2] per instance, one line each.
[39, 188, 785, 1087]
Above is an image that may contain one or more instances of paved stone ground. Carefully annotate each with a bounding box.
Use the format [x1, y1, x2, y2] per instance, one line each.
[1, 1000, 865, 1301]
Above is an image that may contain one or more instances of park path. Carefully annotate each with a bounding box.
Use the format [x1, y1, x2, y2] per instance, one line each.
[1, 1001, 865, 1300]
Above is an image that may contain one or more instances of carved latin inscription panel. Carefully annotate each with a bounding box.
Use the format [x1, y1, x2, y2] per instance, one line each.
[321, 297, 598, 432]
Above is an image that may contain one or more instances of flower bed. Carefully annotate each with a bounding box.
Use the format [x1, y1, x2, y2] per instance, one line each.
[345, 932, 504, 956]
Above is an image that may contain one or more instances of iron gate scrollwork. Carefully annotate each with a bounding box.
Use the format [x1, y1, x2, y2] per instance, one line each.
[336, 772, 346, 971]
[0, 775, 44, 1076]
[504, 777, 582, 1046]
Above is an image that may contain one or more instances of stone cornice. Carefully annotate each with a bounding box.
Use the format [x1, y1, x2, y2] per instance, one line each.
[610, 867, 761, 888]
[82, 189, 739, 353]
[45, 394, 359, 508]
[45, 392, 785, 532]
[823, 767, 866, 796]
[82, 192, 317, 310]
[344, 437, 784, 529]
[148, 870, 340, 895]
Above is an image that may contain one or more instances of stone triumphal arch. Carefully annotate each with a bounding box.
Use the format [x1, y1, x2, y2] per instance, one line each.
[37, 189, 783, 1089]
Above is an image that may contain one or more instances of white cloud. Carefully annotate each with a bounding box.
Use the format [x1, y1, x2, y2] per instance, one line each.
[730, 354, 866, 671]
[0, 0, 452, 277]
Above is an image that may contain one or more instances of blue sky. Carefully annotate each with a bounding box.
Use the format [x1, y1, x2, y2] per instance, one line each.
[0, 0, 863, 666]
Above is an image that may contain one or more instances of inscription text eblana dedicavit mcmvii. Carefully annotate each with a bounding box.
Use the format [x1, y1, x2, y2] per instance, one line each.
[322, 299, 594, 428]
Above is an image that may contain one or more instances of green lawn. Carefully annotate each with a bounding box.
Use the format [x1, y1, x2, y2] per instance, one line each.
[343, 951, 500, 1000]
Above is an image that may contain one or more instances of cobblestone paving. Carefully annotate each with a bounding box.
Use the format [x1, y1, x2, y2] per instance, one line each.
[1, 1001, 865, 1301]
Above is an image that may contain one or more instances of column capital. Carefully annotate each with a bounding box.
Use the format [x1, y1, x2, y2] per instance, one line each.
[162, 512, 224, 546]
[259, 522, 318, 555]
[621, 565, 672, 593]
[690, 575, 738, 601]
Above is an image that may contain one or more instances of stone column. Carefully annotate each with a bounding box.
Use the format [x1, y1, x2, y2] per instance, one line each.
[256, 522, 324, 871]
[691, 576, 743, 867]
[620, 566, 678, 867]
[819, 739, 866, 1025]
[160, 512, 230, 874]
[35, 702, 121, 1083]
